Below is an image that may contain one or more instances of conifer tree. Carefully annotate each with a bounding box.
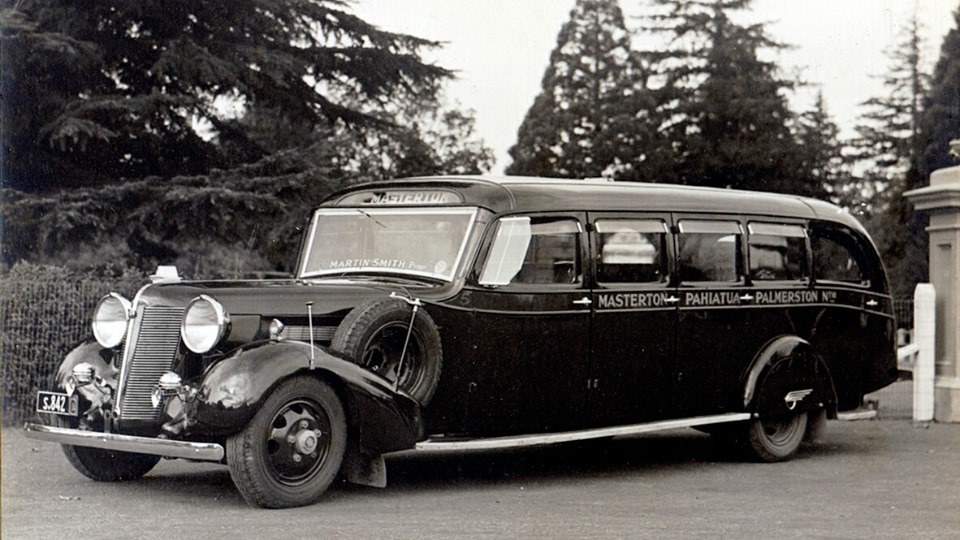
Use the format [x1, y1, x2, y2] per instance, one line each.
[846, 17, 931, 296]
[0, 0, 451, 192]
[506, 0, 645, 178]
[921, 4, 960, 176]
[635, 0, 813, 195]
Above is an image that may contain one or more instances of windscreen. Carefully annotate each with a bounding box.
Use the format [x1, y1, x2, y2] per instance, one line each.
[299, 207, 479, 282]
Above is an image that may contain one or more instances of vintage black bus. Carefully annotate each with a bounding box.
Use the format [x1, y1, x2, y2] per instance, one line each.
[26, 177, 898, 508]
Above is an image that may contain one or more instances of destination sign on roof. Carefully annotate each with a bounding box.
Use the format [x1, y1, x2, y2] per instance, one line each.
[339, 190, 463, 206]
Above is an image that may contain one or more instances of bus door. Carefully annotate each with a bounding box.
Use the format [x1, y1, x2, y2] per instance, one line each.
[587, 213, 679, 425]
[673, 216, 766, 415]
[465, 213, 591, 434]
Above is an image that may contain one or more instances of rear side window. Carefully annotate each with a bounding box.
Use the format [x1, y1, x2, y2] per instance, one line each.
[747, 223, 808, 282]
[596, 219, 669, 284]
[812, 227, 869, 285]
[677, 220, 743, 283]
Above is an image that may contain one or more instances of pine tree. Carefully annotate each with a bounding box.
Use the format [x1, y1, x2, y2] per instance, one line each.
[0, 0, 451, 192]
[847, 17, 929, 215]
[846, 17, 931, 296]
[635, 0, 813, 195]
[921, 4, 960, 176]
[506, 0, 645, 178]
[794, 93, 846, 205]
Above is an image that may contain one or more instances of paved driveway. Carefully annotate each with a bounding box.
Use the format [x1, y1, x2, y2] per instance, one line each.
[3, 420, 958, 539]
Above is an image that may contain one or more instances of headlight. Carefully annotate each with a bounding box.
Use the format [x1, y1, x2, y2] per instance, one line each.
[181, 295, 230, 353]
[92, 293, 132, 348]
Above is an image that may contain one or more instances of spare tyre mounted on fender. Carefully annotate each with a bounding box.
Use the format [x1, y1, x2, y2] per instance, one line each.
[331, 296, 443, 405]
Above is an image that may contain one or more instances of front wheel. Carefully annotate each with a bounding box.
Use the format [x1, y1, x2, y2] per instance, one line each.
[226, 377, 347, 508]
[742, 411, 808, 462]
[53, 417, 160, 482]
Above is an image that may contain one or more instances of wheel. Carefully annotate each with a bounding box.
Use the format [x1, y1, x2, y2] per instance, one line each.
[332, 297, 443, 405]
[226, 377, 346, 509]
[743, 411, 808, 462]
[53, 417, 160, 482]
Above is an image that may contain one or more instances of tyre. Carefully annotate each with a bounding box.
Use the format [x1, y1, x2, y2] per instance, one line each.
[331, 297, 443, 405]
[54, 417, 160, 482]
[226, 377, 346, 509]
[742, 411, 808, 462]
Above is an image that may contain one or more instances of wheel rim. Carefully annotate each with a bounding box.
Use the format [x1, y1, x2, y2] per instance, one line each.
[361, 322, 424, 394]
[759, 414, 804, 449]
[265, 398, 332, 486]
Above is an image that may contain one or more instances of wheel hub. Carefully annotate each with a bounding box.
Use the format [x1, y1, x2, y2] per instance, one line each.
[295, 429, 322, 455]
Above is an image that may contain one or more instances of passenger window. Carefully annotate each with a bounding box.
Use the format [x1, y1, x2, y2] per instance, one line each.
[479, 216, 581, 286]
[747, 223, 807, 282]
[812, 231, 867, 285]
[677, 220, 742, 283]
[596, 219, 668, 284]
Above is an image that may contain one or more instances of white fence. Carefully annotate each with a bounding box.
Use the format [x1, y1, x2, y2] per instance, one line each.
[896, 284, 936, 422]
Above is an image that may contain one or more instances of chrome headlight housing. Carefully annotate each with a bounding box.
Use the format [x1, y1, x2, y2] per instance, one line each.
[92, 293, 132, 348]
[181, 295, 230, 353]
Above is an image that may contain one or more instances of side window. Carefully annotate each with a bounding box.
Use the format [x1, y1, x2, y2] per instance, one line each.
[677, 220, 743, 283]
[748, 222, 808, 282]
[479, 216, 582, 286]
[596, 219, 669, 284]
[811, 227, 868, 285]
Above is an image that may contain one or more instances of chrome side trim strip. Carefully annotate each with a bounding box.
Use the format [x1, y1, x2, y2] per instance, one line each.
[23, 423, 224, 461]
[413, 412, 752, 453]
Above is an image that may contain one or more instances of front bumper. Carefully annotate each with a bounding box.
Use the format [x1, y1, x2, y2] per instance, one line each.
[23, 423, 224, 461]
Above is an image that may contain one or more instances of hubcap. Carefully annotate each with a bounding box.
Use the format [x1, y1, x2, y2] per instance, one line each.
[265, 399, 331, 485]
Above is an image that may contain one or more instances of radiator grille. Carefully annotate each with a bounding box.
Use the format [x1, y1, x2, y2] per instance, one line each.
[280, 325, 337, 343]
[118, 306, 184, 421]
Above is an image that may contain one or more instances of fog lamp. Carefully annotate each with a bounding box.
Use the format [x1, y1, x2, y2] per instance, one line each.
[72, 362, 96, 385]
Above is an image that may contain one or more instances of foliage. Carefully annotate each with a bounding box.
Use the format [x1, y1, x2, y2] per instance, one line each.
[506, 0, 647, 178]
[920, 4, 960, 176]
[845, 17, 933, 296]
[1, 0, 494, 275]
[794, 93, 850, 210]
[634, 0, 817, 195]
[1, 0, 452, 192]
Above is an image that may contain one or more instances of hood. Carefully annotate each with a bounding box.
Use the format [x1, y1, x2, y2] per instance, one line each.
[134, 278, 429, 318]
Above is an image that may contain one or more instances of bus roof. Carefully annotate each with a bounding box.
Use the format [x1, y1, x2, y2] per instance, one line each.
[323, 176, 866, 232]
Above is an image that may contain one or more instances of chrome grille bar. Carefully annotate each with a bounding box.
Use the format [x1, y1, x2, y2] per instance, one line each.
[118, 306, 184, 421]
[280, 325, 337, 343]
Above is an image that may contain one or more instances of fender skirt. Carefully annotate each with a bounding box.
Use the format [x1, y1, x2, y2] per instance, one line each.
[743, 336, 837, 418]
[194, 340, 421, 457]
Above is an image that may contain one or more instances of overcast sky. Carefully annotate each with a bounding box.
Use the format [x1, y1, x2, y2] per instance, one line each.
[350, 0, 956, 174]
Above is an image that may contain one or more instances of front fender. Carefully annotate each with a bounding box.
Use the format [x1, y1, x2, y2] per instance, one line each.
[743, 336, 837, 417]
[194, 340, 421, 456]
[55, 340, 118, 390]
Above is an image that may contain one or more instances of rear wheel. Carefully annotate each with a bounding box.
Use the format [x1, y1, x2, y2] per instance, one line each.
[227, 377, 346, 509]
[54, 417, 160, 482]
[743, 412, 808, 462]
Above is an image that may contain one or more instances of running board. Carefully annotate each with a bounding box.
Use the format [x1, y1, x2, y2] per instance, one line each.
[414, 412, 753, 453]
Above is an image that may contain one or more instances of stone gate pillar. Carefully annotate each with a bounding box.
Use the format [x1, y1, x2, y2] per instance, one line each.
[905, 140, 960, 423]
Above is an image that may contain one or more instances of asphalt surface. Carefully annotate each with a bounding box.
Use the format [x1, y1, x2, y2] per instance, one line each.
[2, 418, 958, 539]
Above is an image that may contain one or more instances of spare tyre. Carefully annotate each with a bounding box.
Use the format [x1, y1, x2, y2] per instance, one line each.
[331, 297, 442, 405]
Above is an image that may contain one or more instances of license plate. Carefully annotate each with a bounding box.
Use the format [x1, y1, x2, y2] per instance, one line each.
[36, 391, 79, 416]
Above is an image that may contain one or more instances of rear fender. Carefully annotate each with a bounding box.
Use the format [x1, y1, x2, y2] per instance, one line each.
[195, 340, 421, 456]
[743, 336, 837, 418]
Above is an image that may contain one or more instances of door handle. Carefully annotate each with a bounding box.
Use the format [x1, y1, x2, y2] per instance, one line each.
[740, 294, 754, 301]
[866, 300, 879, 307]
[572, 297, 592, 306]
